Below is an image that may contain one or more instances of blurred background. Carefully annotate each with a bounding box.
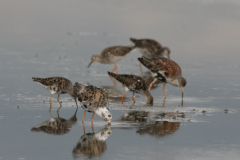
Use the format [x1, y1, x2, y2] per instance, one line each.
[0, 0, 240, 159]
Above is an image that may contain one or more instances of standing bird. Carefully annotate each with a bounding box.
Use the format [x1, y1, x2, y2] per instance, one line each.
[130, 38, 170, 58]
[138, 56, 187, 98]
[88, 45, 135, 74]
[130, 38, 170, 72]
[73, 82, 112, 125]
[107, 72, 153, 105]
[32, 77, 78, 117]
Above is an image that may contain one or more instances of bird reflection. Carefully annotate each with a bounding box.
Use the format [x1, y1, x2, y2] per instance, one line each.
[119, 108, 184, 138]
[31, 108, 78, 135]
[136, 120, 180, 138]
[72, 125, 112, 159]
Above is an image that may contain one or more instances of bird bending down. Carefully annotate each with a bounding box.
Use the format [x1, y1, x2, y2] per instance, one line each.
[130, 38, 170, 72]
[73, 82, 112, 125]
[32, 77, 78, 117]
[108, 72, 153, 105]
[88, 45, 135, 74]
[138, 56, 187, 98]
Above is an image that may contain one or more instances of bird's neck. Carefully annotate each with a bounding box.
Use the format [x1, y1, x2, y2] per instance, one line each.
[142, 90, 153, 104]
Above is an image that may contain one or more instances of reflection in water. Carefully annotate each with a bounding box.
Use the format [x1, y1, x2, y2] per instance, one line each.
[31, 108, 78, 135]
[119, 107, 184, 138]
[136, 113, 183, 138]
[72, 125, 112, 159]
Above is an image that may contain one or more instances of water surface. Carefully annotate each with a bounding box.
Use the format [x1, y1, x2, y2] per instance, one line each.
[0, 0, 240, 159]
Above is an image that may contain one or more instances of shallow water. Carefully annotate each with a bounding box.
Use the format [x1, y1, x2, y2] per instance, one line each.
[0, 0, 240, 159]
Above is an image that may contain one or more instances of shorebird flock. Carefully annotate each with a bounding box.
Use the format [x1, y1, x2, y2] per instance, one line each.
[32, 38, 187, 125]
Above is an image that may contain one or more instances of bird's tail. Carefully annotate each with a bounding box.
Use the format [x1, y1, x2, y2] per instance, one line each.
[137, 56, 153, 69]
[130, 37, 138, 44]
[107, 72, 118, 80]
[129, 45, 136, 50]
[73, 82, 86, 95]
[32, 77, 42, 82]
[108, 72, 130, 84]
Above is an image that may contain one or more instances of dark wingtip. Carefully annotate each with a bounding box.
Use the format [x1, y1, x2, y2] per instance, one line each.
[107, 71, 117, 79]
[138, 56, 145, 63]
[32, 77, 38, 81]
[130, 37, 137, 43]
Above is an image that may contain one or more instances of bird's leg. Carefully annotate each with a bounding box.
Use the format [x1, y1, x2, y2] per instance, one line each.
[123, 110, 128, 117]
[121, 91, 128, 104]
[162, 97, 166, 107]
[139, 62, 143, 73]
[162, 83, 167, 98]
[108, 71, 117, 87]
[91, 123, 94, 133]
[57, 105, 62, 116]
[114, 81, 117, 88]
[148, 79, 157, 91]
[91, 112, 95, 124]
[132, 93, 135, 105]
[57, 94, 62, 106]
[82, 123, 86, 134]
[82, 111, 86, 123]
[49, 95, 53, 117]
[111, 63, 118, 74]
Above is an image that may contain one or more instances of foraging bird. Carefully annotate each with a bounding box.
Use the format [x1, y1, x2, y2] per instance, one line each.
[108, 72, 153, 104]
[32, 77, 78, 116]
[73, 82, 112, 125]
[88, 45, 135, 74]
[130, 38, 170, 72]
[138, 56, 187, 98]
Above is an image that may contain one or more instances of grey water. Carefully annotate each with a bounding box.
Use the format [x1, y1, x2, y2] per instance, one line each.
[0, 0, 240, 159]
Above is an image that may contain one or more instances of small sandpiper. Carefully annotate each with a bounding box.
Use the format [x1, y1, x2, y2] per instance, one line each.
[108, 72, 153, 105]
[88, 45, 135, 74]
[138, 56, 187, 98]
[130, 38, 170, 58]
[32, 77, 78, 116]
[130, 38, 170, 72]
[73, 82, 112, 125]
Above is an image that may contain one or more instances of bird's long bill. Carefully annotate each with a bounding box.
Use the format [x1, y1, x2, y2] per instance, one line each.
[87, 61, 93, 68]
[181, 87, 184, 98]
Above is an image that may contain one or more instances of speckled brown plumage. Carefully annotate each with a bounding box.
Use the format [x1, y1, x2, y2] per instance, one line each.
[101, 46, 135, 58]
[107, 72, 153, 104]
[138, 56, 182, 79]
[130, 38, 170, 58]
[88, 45, 135, 73]
[32, 77, 75, 95]
[138, 56, 187, 98]
[32, 77, 78, 116]
[74, 82, 112, 124]
[74, 83, 108, 111]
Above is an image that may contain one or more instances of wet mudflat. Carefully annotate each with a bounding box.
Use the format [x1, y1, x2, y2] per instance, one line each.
[0, 0, 240, 160]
